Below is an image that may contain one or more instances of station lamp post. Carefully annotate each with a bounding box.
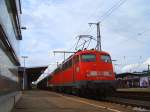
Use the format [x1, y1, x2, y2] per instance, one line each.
[21, 56, 28, 90]
[20, 26, 27, 90]
[148, 64, 150, 74]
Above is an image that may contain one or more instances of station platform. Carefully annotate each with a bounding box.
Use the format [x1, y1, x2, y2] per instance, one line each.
[12, 90, 134, 112]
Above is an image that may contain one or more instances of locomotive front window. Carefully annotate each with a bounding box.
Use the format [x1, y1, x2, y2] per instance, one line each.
[101, 55, 111, 63]
[81, 54, 96, 62]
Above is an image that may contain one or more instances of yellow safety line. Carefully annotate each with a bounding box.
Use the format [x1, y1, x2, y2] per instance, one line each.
[55, 93, 122, 112]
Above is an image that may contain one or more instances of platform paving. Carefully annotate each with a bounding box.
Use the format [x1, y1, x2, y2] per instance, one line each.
[12, 90, 134, 112]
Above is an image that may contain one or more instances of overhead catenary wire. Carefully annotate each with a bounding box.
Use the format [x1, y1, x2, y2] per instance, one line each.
[85, 0, 127, 51]
[82, 0, 128, 37]
[98, 0, 127, 22]
[97, 0, 149, 47]
[67, 1, 105, 51]
[68, 0, 128, 52]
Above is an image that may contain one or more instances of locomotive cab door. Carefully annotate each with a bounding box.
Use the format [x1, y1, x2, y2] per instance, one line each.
[73, 55, 80, 83]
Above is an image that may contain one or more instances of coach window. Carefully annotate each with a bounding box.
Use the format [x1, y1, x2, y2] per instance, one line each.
[101, 54, 111, 63]
[81, 54, 96, 62]
[68, 59, 72, 67]
[48, 76, 51, 80]
[62, 63, 66, 71]
[66, 61, 69, 69]
[65, 61, 68, 69]
[64, 62, 67, 70]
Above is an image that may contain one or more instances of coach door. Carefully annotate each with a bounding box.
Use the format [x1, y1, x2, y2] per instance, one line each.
[73, 55, 79, 83]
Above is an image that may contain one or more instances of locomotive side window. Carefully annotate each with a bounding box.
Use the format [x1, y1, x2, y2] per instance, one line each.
[81, 54, 96, 62]
[101, 54, 111, 63]
[74, 55, 79, 64]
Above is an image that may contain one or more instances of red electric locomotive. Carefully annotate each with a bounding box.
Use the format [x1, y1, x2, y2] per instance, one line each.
[48, 49, 116, 96]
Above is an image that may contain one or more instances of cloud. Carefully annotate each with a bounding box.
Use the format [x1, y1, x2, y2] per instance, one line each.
[121, 57, 150, 73]
[21, 0, 150, 73]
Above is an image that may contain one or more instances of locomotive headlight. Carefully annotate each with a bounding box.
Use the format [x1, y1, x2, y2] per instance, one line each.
[103, 71, 110, 76]
[103, 71, 112, 76]
[76, 67, 80, 72]
[87, 71, 112, 77]
[89, 71, 97, 76]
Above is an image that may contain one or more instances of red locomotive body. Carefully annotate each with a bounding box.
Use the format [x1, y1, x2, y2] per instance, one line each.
[48, 50, 116, 96]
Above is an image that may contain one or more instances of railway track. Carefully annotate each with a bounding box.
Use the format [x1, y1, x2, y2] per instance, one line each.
[46, 89, 150, 110]
[56, 91, 150, 111]
[104, 97, 150, 110]
[101, 91, 150, 110]
[114, 91, 150, 101]
[68, 90, 150, 110]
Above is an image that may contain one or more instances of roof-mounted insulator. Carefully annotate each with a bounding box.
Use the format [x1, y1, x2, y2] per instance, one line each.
[77, 49, 82, 52]
[84, 48, 87, 50]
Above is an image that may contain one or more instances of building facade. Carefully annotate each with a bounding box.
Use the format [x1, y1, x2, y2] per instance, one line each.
[116, 72, 150, 88]
[0, 0, 22, 111]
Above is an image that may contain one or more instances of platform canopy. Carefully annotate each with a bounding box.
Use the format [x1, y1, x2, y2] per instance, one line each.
[34, 64, 57, 84]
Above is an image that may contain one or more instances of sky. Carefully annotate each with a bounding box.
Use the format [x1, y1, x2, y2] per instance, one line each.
[20, 0, 150, 73]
